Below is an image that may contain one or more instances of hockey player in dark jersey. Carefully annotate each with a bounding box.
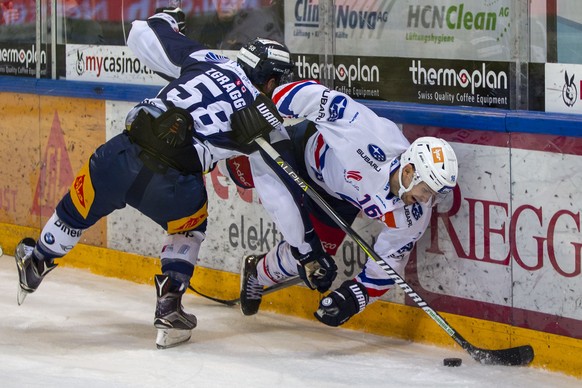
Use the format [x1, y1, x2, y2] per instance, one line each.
[13, 7, 294, 349]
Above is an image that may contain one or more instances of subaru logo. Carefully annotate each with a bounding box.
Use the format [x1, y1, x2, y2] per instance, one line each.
[367, 144, 386, 162]
[328, 96, 347, 122]
[411, 202, 423, 220]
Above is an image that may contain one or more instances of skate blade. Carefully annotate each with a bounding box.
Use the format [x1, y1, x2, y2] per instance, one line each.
[17, 285, 30, 306]
[156, 328, 192, 349]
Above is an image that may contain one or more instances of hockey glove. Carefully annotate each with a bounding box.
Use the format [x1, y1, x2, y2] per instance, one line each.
[314, 280, 369, 327]
[292, 247, 338, 293]
[230, 94, 283, 146]
[155, 7, 186, 34]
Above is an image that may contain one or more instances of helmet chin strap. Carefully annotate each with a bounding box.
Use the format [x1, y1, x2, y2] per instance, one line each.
[397, 165, 415, 198]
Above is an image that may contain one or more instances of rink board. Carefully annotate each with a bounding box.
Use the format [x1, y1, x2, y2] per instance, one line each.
[1, 90, 582, 378]
[0, 222, 581, 377]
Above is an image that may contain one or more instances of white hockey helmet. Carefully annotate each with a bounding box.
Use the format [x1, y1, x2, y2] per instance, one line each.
[398, 136, 458, 197]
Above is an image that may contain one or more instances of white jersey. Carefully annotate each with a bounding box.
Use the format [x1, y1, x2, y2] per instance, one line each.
[254, 81, 434, 299]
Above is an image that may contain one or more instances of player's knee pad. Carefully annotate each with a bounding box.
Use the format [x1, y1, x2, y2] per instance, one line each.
[37, 212, 84, 259]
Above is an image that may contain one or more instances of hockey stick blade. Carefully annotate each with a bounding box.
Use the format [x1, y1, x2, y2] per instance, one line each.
[255, 137, 535, 367]
[465, 342, 534, 366]
[189, 276, 302, 306]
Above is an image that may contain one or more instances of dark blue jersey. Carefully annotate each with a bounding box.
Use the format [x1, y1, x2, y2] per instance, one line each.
[128, 14, 272, 170]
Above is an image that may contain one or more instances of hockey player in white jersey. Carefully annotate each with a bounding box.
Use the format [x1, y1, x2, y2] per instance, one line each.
[13, 7, 294, 349]
[239, 80, 458, 327]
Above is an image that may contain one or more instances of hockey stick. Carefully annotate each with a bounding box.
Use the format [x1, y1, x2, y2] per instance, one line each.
[255, 136, 534, 366]
[188, 276, 302, 306]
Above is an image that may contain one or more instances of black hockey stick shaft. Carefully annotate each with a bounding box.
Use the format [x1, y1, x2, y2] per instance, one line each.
[255, 137, 534, 366]
[189, 276, 302, 306]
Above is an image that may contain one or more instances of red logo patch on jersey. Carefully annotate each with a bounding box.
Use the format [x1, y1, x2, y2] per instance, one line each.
[226, 156, 255, 188]
[168, 202, 208, 234]
[346, 170, 362, 181]
[73, 175, 86, 208]
[175, 216, 205, 231]
[69, 160, 95, 219]
[382, 212, 396, 228]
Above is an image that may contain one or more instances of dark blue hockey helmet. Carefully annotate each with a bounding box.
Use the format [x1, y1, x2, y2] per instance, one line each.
[237, 38, 295, 86]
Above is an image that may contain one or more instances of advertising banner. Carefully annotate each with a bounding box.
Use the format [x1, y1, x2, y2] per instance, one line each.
[407, 126, 582, 338]
[65, 44, 166, 85]
[0, 42, 62, 77]
[286, 0, 515, 61]
[65, 44, 240, 85]
[296, 54, 512, 109]
[65, 43, 513, 111]
[545, 63, 582, 114]
[0, 93, 106, 245]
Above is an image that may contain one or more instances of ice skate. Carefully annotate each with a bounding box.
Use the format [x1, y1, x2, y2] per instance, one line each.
[155, 328, 193, 350]
[240, 255, 264, 316]
[154, 274, 197, 349]
[14, 237, 57, 305]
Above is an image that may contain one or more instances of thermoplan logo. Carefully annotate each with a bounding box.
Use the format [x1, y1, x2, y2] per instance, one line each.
[295, 56, 379, 87]
[409, 59, 508, 94]
[0, 44, 47, 66]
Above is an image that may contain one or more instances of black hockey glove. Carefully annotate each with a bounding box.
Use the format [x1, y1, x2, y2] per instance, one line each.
[292, 247, 338, 293]
[230, 94, 283, 146]
[314, 280, 369, 327]
[155, 7, 186, 34]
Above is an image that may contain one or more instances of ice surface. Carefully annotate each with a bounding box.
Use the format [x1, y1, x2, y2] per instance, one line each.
[0, 255, 579, 388]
